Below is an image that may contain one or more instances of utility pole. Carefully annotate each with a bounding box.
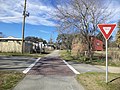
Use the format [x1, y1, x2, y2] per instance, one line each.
[21, 0, 29, 53]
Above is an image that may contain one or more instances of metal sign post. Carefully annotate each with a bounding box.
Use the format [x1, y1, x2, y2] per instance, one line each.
[106, 39, 108, 83]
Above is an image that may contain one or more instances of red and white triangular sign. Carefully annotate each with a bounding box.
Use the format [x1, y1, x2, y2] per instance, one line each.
[97, 24, 116, 40]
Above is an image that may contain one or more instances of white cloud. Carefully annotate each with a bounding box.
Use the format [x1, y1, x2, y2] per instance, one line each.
[39, 30, 49, 34]
[107, 0, 120, 23]
[0, 0, 120, 27]
[0, 0, 56, 26]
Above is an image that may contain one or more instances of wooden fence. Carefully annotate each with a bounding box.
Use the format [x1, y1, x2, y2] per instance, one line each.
[0, 41, 32, 53]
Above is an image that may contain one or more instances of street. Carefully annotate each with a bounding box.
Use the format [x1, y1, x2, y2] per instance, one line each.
[0, 56, 36, 71]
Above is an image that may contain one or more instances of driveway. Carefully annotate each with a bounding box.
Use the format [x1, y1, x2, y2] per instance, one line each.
[0, 56, 36, 72]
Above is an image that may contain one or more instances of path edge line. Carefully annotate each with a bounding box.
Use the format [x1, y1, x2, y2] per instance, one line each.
[63, 60, 80, 74]
[23, 57, 41, 74]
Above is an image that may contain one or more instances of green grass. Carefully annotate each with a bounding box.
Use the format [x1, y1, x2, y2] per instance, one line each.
[0, 71, 25, 90]
[93, 51, 120, 67]
[60, 50, 120, 67]
[90, 59, 120, 67]
[77, 72, 120, 90]
[0, 51, 53, 58]
[60, 50, 73, 60]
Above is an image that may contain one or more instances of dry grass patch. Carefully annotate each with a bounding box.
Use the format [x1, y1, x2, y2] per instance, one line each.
[77, 72, 120, 90]
[0, 71, 25, 90]
[0, 52, 50, 58]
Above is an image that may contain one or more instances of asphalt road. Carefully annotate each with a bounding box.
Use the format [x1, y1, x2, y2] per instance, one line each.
[14, 50, 84, 90]
[0, 56, 36, 71]
[28, 56, 74, 76]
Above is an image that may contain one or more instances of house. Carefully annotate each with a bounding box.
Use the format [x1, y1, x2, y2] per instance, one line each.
[32, 42, 45, 53]
[32, 43, 55, 53]
[0, 36, 32, 53]
[72, 35, 104, 55]
[91, 37, 103, 51]
[47, 44, 55, 50]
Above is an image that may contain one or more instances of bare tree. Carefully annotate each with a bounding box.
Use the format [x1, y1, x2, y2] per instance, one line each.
[116, 20, 120, 48]
[55, 0, 112, 60]
[56, 33, 74, 52]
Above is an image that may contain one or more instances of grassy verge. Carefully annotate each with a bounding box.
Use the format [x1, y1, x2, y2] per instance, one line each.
[0, 50, 53, 58]
[60, 50, 73, 60]
[0, 71, 25, 90]
[92, 51, 120, 67]
[90, 59, 120, 67]
[77, 72, 120, 90]
[60, 50, 120, 67]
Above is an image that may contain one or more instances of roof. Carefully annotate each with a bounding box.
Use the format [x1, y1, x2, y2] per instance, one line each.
[0, 37, 22, 41]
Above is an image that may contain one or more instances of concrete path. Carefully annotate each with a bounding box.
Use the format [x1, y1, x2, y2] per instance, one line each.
[13, 75, 83, 90]
[67, 61, 105, 74]
[13, 50, 84, 90]
[95, 65, 120, 73]
[67, 61, 120, 74]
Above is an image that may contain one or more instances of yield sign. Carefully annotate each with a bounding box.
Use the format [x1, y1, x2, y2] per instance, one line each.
[97, 24, 116, 40]
[97, 24, 116, 83]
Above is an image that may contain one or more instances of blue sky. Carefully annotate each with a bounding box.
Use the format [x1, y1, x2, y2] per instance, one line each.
[0, 0, 57, 42]
[0, 0, 120, 42]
